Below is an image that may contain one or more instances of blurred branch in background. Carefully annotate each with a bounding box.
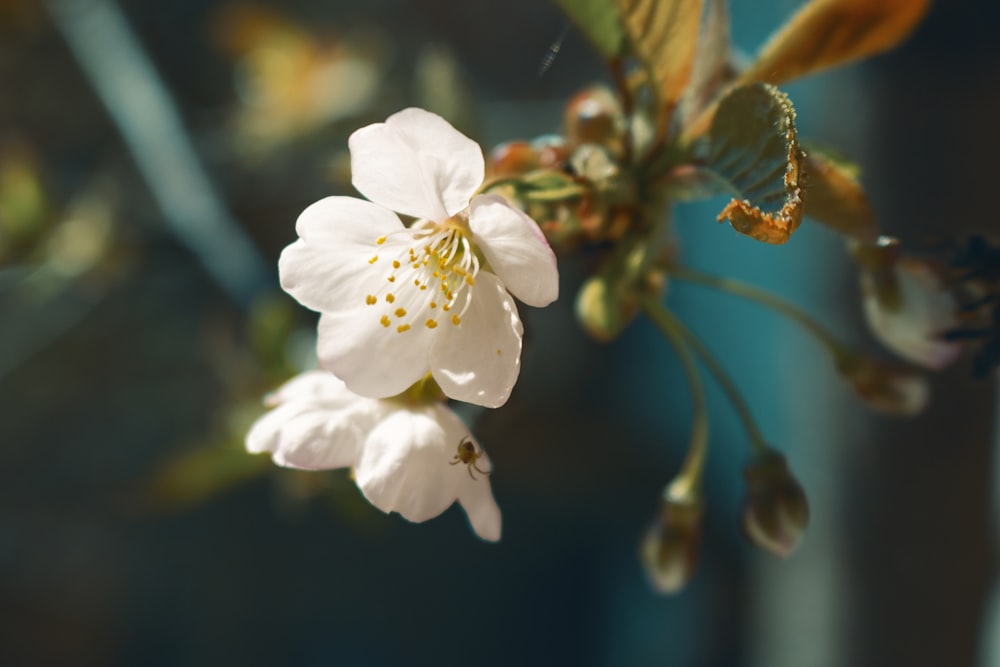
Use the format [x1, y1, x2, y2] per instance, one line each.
[44, 0, 269, 307]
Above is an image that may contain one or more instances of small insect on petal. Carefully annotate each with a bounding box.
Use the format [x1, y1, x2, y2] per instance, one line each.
[449, 436, 490, 480]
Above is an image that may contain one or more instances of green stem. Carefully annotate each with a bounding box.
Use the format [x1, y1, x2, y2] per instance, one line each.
[638, 293, 709, 501]
[669, 316, 769, 456]
[667, 264, 849, 363]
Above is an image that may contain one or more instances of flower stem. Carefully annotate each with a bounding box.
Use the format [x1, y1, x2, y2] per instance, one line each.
[666, 264, 850, 364]
[638, 293, 708, 501]
[668, 316, 769, 456]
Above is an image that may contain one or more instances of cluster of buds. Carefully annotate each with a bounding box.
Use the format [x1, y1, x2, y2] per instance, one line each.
[639, 448, 810, 593]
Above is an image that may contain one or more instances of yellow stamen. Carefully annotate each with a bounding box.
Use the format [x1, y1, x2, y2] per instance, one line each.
[368, 255, 379, 264]
[386, 294, 395, 303]
[380, 315, 391, 327]
[451, 314, 461, 326]
[388, 276, 395, 283]
[425, 319, 438, 329]
[392, 260, 401, 269]
[394, 308, 407, 318]
[430, 301, 437, 309]
[397, 324, 411, 333]
[365, 295, 377, 305]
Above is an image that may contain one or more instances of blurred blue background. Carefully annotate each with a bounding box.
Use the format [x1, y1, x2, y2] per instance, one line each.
[0, 1, 996, 665]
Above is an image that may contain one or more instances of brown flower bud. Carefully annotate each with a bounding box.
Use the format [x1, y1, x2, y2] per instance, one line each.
[741, 451, 809, 559]
[531, 134, 569, 169]
[564, 85, 623, 150]
[486, 140, 539, 177]
[639, 492, 703, 594]
[836, 353, 929, 417]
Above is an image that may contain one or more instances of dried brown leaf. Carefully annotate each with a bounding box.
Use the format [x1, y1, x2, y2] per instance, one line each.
[680, 0, 732, 126]
[739, 0, 930, 86]
[802, 151, 879, 241]
[709, 84, 804, 245]
[618, 0, 703, 112]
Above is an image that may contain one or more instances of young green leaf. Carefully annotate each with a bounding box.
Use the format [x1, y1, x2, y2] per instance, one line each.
[708, 83, 804, 245]
[618, 0, 703, 113]
[739, 0, 930, 86]
[552, 0, 627, 60]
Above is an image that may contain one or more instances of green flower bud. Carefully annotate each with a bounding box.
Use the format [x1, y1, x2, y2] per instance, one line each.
[575, 272, 637, 342]
[741, 451, 809, 559]
[639, 491, 703, 594]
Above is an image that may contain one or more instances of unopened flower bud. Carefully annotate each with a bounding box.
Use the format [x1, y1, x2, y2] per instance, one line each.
[836, 353, 929, 417]
[576, 273, 637, 342]
[850, 238, 961, 369]
[639, 490, 703, 594]
[741, 451, 809, 558]
[487, 140, 539, 177]
[564, 85, 624, 150]
[530, 134, 569, 169]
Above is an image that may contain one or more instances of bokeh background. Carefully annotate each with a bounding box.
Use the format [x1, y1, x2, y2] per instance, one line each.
[1, 1, 998, 665]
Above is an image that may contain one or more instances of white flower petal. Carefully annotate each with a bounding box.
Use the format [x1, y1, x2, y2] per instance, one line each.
[469, 194, 559, 307]
[862, 258, 961, 370]
[317, 311, 434, 399]
[349, 108, 484, 221]
[279, 197, 404, 313]
[353, 405, 501, 541]
[430, 272, 523, 408]
[246, 372, 384, 470]
[264, 369, 358, 407]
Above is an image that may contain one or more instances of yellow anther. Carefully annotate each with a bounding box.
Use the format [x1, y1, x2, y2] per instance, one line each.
[394, 308, 407, 318]
[425, 319, 438, 329]
[376, 235, 386, 245]
[414, 279, 421, 286]
[443, 303, 451, 311]
[386, 294, 396, 303]
[451, 314, 462, 326]
[419, 285, 427, 290]
[380, 315, 391, 327]
[397, 324, 411, 333]
[392, 260, 401, 269]
[466, 276, 476, 286]
[430, 301, 438, 309]
[368, 255, 379, 264]
[365, 294, 377, 305]
[388, 276, 396, 283]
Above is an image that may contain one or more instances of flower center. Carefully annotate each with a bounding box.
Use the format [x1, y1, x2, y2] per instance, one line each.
[363, 218, 480, 334]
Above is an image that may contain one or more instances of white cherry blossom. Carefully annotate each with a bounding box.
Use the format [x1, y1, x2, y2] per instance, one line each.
[246, 370, 502, 541]
[279, 108, 559, 408]
[861, 257, 961, 370]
